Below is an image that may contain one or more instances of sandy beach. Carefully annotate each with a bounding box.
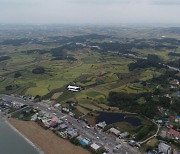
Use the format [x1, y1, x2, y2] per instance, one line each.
[8, 118, 90, 154]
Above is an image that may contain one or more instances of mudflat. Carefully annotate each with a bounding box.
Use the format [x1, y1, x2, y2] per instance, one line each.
[8, 118, 90, 154]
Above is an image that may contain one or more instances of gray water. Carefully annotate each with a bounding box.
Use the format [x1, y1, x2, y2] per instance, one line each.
[0, 117, 39, 154]
[96, 112, 142, 126]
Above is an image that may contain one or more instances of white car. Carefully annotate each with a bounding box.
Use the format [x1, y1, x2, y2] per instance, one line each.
[53, 113, 56, 116]
[86, 125, 90, 129]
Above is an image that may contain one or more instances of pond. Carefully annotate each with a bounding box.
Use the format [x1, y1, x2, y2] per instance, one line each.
[96, 112, 142, 126]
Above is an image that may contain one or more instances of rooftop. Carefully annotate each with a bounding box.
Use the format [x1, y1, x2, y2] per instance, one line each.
[169, 129, 180, 136]
[158, 142, 171, 154]
[96, 121, 107, 128]
[59, 124, 67, 129]
[90, 143, 101, 151]
[80, 138, 90, 146]
[109, 127, 120, 135]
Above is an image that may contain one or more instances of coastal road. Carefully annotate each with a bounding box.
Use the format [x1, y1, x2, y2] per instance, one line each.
[0, 94, 141, 154]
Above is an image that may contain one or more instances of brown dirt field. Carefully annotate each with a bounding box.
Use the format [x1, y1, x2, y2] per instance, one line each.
[85, 115, 96, 126]
[8, 118, 90, 154]
[51, 92, 63, 100]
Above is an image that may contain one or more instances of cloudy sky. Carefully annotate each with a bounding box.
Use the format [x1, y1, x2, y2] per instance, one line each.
[0, 0, 180, 25]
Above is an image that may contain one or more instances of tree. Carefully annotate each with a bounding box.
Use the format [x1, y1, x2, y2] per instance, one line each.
[14, 72, 22, 78]
[32, 67, 45, 74]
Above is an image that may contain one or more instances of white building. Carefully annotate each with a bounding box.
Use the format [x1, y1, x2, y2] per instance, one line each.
[109, 128, 120, 136]
[158, 142, 172, 154]
[119, 132, 129, 139]
[96, 121, 107, 129]
[67, 85, 81, 92]
[90, 143, 101, 151]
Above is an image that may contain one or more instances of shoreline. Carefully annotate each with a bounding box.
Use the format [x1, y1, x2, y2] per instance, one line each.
[5, 119, 44, 154]
[7, 118, 90, 154]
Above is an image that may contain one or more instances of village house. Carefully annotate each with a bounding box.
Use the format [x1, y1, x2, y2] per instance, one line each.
[96, 121, 107, 129]
[90, 143, 102, 152]
[54, 103, 61, 110]
[169, 129, 180, 140]
[119, 132, 129, 139]
[49, 119, 59, 128]
[156, 120, 163, 125]
[69, 112, 74, 117]
[109, 127, 121, 136]
[59, 123, 68, 130]
[175, 116, 180, 123]
[157, 105, 164, 114]
[62, 107, 70, 113]
[66, 128, 79, 139]
[57, 131, 67, 139]
[78, 136, 91, 146]
[158, 142, 172, 154]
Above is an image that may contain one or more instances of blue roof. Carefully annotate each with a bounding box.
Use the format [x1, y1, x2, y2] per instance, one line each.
[163, 118, 169, 121]
[79, 139, 90, 146]
[67, 128, 74, 131]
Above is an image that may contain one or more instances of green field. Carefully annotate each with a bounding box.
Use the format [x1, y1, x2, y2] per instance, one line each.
[0, 44, 172, 105]
[0, 27, 178, 108]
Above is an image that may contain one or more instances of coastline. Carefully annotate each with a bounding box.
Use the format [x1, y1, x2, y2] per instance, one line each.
[7, 118, 90, 154]
[5, 119, 44, 154]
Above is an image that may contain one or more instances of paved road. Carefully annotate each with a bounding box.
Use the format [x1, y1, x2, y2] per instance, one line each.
[0, 94, 141, 154]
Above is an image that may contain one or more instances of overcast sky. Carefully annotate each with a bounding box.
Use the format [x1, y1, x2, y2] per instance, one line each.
[0, 0, 180, 25]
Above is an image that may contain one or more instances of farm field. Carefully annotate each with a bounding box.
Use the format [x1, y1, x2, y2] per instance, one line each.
[0, 26, 179, 118]
[0, 47, 142, 99]
[1, 26, 180, 150]
[0, 50, 156, 105]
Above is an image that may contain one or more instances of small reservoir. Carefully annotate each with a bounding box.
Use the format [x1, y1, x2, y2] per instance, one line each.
[96, 112, 142, 126]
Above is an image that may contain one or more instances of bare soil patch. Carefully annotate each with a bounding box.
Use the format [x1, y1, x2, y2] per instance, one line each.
[51, 92, 63, 100]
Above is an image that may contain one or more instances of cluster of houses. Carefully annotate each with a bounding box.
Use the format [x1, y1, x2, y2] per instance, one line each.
[148, 141, 180, 154]
[160, 128, 180, 141]
[108, 127, 130, 140]
[96, 119, 180, 154]
[33, 111, 80, 138]
[156, 107, 180, 125]
[169, 80, 179, 91]
[77, 136, 104, 152]
[32, 111, 105, 153]
[96, 121, 140, 150]
[0, 100, 26, 113]
[156, 105, 180, 140]
[1, 93, 179, 154]
[96, 121, 130, 139]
